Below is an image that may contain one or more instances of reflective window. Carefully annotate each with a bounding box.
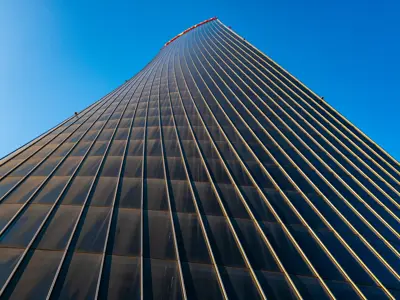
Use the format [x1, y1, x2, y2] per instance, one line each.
[0, 248, 24, 289]
[0, 177, 22, 199]
[57, 252, 102, 300]
[145, 179, 168, 211]
[99, 255, 140, 300]
[144, 210, 176, 260]
[0, 204, 51, 248]
[76, 157, 102, 176]
[0, 204, 22, 231]
[176, 213, 211, 264]
[32, 176, 69, 204]
[205, 215, 245, 268]
[54, 157, 82, 176]
[119, 178, 141, 208]
[143, 258, 182, 300]
[111, 209, 141, 256]
[90, 177, 118, 207]
[170, 180, 195, 213]
[76, 207, 111, 253]
[3, 177, 45, 204]
[123, 157, 142, 178]
[182, 262, 223, 300]
[7, 250, 62, 300]
[36, 205, 81, 250]
[61, 176, 94, 205]
[221, 266, 262, 300]
[101, 156, 122, 177]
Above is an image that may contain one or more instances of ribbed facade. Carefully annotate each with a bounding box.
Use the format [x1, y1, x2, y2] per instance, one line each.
[0, 18, 399, 299]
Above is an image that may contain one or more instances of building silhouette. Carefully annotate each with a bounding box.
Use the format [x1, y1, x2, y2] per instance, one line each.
[0, 18, 399, 299]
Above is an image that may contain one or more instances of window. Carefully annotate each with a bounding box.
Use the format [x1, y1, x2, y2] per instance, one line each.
[90, 177, 118, 207]
[76, 207, 111, 253]
[143, 258, 182, 299]
[145, 179, 168, 211]
[99, 255, 140, 300]
[0, 204, 51, 248]
[111, 209, 141, 256]
[3, 177, 45, 204]
[182, 262, 223, 300]
[144, 211, 175, 260]
[6, 250, 63, 300]
[176, 213, 211, 264]
[76, 157, 102, 176]
[57, 252, 102, 300]
[0, 204, 22, 231]
[31, 157, 63, 176]
[32, 176, 69, 204]
[60, 176, 94, 205]
[205, 215, 245, 268]
[0, 248, 24, 289]
[119, 178, 141, 208]
[36, 205, 81, 251]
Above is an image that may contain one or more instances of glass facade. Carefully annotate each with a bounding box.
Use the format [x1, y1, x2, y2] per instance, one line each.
[0, 18, 399, 299]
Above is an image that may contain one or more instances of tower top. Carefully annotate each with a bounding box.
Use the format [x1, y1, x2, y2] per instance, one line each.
[163, 17, 217, 48]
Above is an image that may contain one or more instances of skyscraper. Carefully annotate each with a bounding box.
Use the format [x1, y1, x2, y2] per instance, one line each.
[0, 17, 399, 299]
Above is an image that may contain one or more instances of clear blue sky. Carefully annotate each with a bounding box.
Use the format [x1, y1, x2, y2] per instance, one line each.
[1, 0, 399, 161]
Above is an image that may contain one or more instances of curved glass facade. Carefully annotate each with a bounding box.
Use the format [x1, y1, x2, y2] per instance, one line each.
[0, 18, 399, 299]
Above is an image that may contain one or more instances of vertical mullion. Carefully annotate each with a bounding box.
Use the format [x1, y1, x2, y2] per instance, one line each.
[140, 46, 163, 300]
[166, 44, 229, 300]
[158, 49, 188, 300]
[214, 20, 400, 184]
[93, 48, 171, 299]
[186, 29, 337, 299]
[45, 60, 160, 300]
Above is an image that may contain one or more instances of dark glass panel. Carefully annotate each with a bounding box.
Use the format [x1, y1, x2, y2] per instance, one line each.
[221, 266, 262, 300]
[57, 252, 102, 300]
[146, 157, 164, 179]
[90, 177, 118, 207]
[76, 157, 102, 177]
[261, 222, 314, 276]
[127, 141, 143, 156]
[205, 215, 245, 268]
[182, 262, 223, 300]
[61, 176, 94, 205]
[100, 156, 122, 177]
[6, 250, 62, 300]
[0, 204, 22, 231]
[119, 177, 141, 208]
[143, 258, 183, 300]
[0, 248, 24, 290]
[170, 180, 196, 213]
[32, 176, 69, 204]
[99, 255, 140, 300]
[145, 179, 168, 211]
[36, 205, 81, 250]
[217, 183, 249, 219]
[0, 204, 51, 248]
[123, 157, 142, 178]
[3, 176, 45, 204]
[76, 207, 111, 253]
[234, 218, 279, 271]
[54, 157, 82, 176]
[144, 210, 176, 260]
[256, 270, 297, 300]
[175, 212, 210, 264]
[108, 140, 126, 156]
[0, 178, 21, 199]
[111, 209, 141, 256]
[193, 181, 223, 216]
